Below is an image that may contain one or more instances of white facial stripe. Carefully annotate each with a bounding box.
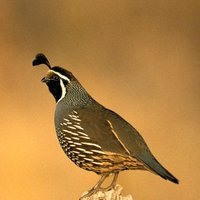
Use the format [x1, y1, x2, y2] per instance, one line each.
[49, 70, 71, 82]
[56, 79, 66, 104]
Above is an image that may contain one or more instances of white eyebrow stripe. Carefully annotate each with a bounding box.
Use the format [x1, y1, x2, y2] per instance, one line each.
[49, 70, 71, 82]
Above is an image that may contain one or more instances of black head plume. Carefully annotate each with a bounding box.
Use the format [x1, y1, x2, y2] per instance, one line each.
[32, 53, 51, 69]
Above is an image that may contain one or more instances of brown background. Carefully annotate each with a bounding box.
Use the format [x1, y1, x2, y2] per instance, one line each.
[1, 1, 200, 199]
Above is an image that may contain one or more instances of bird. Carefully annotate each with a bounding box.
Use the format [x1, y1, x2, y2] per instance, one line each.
[32, 53, 179, 199]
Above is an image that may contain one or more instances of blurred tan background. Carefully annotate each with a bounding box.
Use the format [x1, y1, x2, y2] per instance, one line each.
[1, 1, 200, 199]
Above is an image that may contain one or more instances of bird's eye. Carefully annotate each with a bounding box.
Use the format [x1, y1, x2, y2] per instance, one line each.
[63, 80, 69, 85]
[53, 76, 60, 81]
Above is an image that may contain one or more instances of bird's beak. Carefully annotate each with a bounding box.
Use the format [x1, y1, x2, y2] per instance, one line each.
[41, 77, 50, 83]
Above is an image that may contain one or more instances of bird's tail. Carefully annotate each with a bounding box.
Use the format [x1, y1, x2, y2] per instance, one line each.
[135, 153, 179, 184]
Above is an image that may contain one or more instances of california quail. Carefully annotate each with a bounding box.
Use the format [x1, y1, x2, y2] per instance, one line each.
[32, 53, 179, 198]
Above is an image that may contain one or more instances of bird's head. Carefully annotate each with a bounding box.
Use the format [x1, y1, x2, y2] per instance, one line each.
[32, 53, 89, 105]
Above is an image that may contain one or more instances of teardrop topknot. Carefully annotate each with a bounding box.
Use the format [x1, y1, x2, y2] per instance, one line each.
[32, 53, 51, 69]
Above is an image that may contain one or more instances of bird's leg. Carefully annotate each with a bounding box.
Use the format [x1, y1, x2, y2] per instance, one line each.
[79, 173, 109, 200]
[100, 172, 119, 192]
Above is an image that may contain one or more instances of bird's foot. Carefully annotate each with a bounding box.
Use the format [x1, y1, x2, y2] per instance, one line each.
[79, 173, 119, 200]
[79, 184, 133, 200]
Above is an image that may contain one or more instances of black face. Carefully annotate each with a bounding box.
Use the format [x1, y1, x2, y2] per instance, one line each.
[45, 77, 62, 102]
[41, 68, 73, 103]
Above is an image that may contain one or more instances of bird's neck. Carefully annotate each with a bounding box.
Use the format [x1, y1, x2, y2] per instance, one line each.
[60, 82, 94, 108]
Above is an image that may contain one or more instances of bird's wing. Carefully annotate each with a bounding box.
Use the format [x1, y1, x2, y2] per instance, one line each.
[77, 107, 179, 183]
[77, 107, 151, 156]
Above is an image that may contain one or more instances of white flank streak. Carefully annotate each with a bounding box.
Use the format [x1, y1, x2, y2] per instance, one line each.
[72, 137, 80, 140]
[63, 118, 69, 121]
[73, 142, 82, 146]
[81, 142, 101, 149]
[72, 150, 79, 154]
[67, 126, 76, 130]
[64, 136, 71, 140]
[78, 154, 86, 157]
[77, 131, 88, 137]
[72, 118, 81, 122]
[92, 161, 103, 165]
[78, 136, 90, 140]
[73, 125, 84, 130]
[91, 149, 104, 154]
[76, 148, 86, 152]
[84, 158, 94, 161]
[70, 115, 79, 119]
[62, 129, 78, 136]
[84, 150, 93, 154]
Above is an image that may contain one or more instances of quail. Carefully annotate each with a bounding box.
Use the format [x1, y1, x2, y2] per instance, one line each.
[32, 53, 179, 199]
